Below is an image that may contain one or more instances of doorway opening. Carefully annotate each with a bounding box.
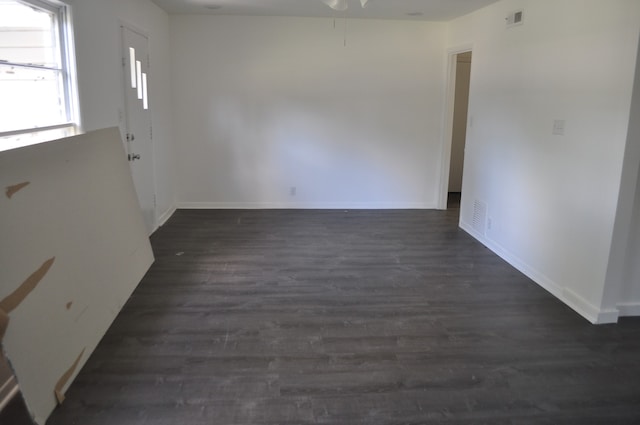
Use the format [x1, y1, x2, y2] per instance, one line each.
[440, 48, 472, 212]
[447, 51, 472, 210]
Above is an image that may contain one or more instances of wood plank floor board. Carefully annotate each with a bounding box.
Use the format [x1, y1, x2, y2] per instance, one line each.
[3, 208, 640, 424]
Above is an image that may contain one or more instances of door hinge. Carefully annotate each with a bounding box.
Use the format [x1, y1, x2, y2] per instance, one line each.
[122, 57, 126, 67]
[153, 194, 157, 208]
[150, 127, 153, 139]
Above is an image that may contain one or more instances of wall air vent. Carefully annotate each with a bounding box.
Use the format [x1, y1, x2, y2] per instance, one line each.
[472, 199, 488, 236]
[506, 10, 524, 28]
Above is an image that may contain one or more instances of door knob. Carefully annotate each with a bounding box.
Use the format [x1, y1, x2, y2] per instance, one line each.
[128, 153, 141, 161]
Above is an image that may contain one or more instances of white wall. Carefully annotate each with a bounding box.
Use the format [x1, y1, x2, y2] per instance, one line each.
[448, 0, 640, 323]
[171, 16, 446, 209]
[66, 0, 176, 227]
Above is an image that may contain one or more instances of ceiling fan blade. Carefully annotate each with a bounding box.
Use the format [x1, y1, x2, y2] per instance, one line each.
[322, 0, 348, 11]
[360, 0, 371, 7]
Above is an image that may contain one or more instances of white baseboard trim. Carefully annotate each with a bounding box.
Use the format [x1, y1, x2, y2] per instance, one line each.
[617, 302, 640, 317]
[460, 220, 616, 324]
[562, 288, 618, 324]
[157, 205, 177, 227]
[149, 206, 177, 236]
[460, 221, 563, 299]
[595, 308, 621, 324]
[176, 202, 435, 210]
[158, 205, 177, 227]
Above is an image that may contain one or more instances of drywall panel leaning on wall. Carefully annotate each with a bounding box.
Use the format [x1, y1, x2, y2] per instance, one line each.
[0, 127, 154, 424]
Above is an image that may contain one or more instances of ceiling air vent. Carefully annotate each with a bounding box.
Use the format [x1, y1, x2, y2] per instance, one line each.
[506, 10, 524, 28]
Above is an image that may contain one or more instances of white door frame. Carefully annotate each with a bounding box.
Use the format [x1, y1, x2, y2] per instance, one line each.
[438, 44, 474, 210]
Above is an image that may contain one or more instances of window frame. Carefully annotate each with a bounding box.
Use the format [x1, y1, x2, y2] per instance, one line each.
[0, 0, 80, 142]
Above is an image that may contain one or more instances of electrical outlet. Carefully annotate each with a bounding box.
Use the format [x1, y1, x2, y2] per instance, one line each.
[290, 186, 296, 196]
[553, 119, 566, 136]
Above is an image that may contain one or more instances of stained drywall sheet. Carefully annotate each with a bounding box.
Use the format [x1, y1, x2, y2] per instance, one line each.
[0, 127, 154, 424]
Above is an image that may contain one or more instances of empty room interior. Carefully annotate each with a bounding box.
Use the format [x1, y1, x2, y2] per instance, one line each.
[1, 0, 640, 423]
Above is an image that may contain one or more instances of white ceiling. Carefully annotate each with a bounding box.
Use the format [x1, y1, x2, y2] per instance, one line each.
[150, 0, 500, 21]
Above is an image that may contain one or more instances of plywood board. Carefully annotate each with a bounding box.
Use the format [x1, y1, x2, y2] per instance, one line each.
[0, 127, 154, 424]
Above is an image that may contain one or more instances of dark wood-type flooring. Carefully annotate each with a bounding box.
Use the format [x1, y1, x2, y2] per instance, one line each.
[4, 207, 640, 424]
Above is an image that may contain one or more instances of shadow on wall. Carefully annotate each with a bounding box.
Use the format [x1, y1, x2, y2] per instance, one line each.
[209, 97, 420, 205]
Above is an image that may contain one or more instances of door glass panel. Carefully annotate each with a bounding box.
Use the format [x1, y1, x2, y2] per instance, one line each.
[129, 47, 136, 88]
[136, 60, 142, 99]
[142, 72, 148, 110]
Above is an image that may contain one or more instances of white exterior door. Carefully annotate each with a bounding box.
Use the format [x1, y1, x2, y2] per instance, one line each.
[121, 24, 156, 234]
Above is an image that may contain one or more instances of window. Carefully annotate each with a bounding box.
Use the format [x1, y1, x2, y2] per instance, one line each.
[0, 0, 78, 150]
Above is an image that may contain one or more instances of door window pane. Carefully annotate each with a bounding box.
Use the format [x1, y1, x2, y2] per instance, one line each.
[142, 72, 148, 110]
[129, 47, 136, 88]
[136, 60, 142, 100]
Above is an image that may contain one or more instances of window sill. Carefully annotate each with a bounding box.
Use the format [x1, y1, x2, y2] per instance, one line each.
[0, 125, 81, 153]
